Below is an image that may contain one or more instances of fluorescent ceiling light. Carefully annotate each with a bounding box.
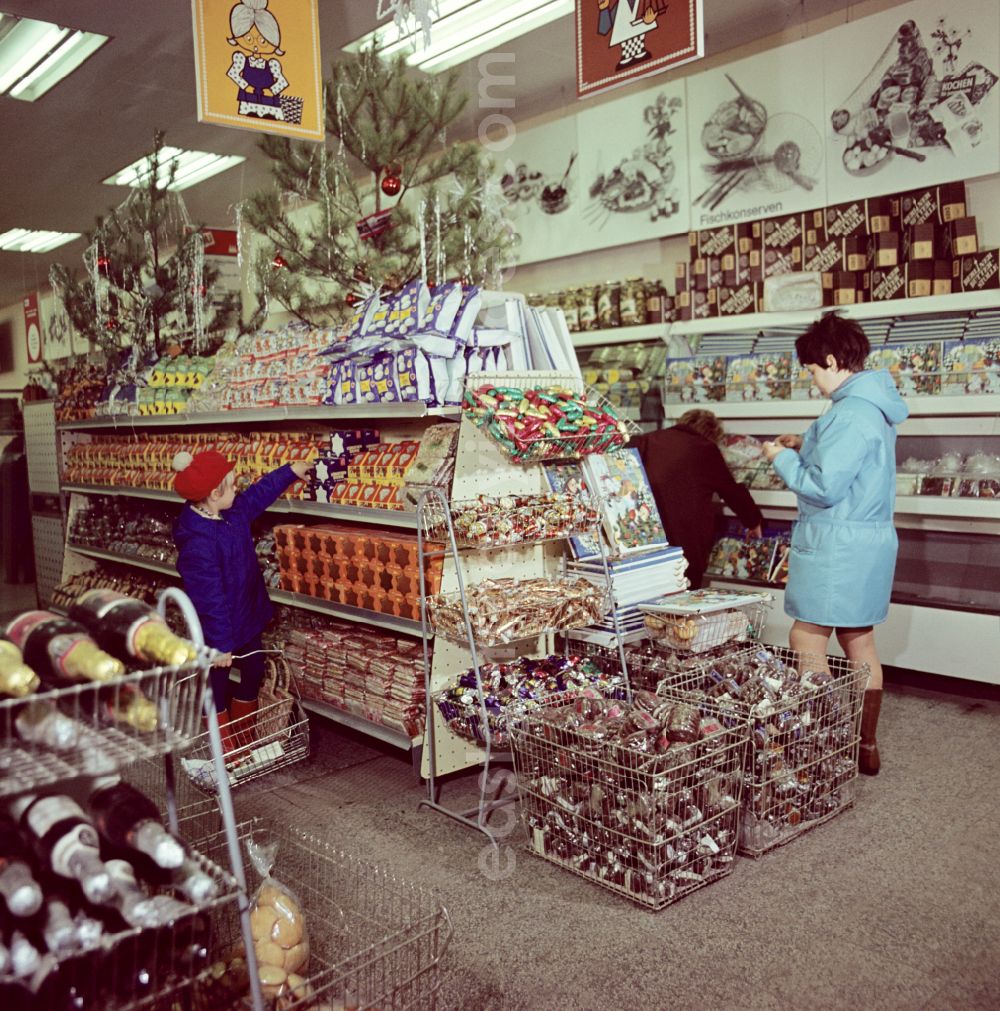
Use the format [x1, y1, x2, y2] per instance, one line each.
[102, 147, 245, 191]
[0, 229, 82, 253]
[344, 0, 573, 73]
[0, 12, 109, 101]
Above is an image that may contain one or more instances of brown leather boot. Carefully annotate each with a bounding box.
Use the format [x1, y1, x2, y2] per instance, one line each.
[204, 710, 235, 755]
[229, 698, 259, 753]
[859, 689, 882, 776]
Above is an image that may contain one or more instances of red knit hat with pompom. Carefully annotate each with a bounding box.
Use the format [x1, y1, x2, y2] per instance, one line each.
[173, 450, 234, 501]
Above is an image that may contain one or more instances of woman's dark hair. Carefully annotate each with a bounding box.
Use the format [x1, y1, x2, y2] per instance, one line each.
[676, 409, 724, 444]
[795, 312, 870, 372]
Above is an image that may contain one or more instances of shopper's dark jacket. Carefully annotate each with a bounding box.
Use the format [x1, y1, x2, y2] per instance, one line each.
[173, 464, 296, 653]
[628, 424, 763, 587]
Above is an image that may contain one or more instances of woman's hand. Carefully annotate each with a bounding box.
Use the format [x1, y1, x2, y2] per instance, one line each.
[775, 433, 803, 451]
[761, 441, 786, 463]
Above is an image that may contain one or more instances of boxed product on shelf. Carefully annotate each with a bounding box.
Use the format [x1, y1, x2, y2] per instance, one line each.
[510, 689, 748, 908]
[653, 646, 867, 856]
[869, 263, 906, 302]
[896, 452, 1000, 498]
[814, 200, 868, 240]
[866, 342, 943, 396]
[663, 355, 726, 403]
[942, 337, 1000, 394]
[273, 524, 443, 618]
[953, 249, 1000, 292]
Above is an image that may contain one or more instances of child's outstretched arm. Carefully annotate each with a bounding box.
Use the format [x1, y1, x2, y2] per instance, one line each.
[228, 460, 314, 522]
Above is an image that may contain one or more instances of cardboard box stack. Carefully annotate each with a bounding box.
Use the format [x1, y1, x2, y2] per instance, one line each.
[673, 182, 996, 319]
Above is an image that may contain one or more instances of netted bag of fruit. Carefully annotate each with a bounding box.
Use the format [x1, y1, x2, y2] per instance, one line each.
[246, 828, 313, 1005]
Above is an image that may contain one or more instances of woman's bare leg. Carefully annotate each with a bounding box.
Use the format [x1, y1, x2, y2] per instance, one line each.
[789, 619, 833, 660]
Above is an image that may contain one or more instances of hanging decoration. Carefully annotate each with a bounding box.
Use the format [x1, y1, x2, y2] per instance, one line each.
[243, 48, 514, 324]
[50, 132, 237, 357]
[377, 1, 440, 49]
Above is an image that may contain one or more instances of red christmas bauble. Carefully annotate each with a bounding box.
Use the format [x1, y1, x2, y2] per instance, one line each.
[97, 256, 111, 270]
[345, 292, 361, 306]
[272, 254, 287, 269]
[380, 173, 402, 197]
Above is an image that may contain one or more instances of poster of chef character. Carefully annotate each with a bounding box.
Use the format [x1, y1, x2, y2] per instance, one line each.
[576, 0, 704, 98]
[823, 0, 1000, 204]
[191, 0, 325, 141]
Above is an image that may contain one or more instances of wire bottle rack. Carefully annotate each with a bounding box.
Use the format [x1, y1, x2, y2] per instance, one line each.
[652, 645, 869, 856]
[415, 484, 633, 849]
[0, 587, 268, 1011]
[509, 692, 749, 909]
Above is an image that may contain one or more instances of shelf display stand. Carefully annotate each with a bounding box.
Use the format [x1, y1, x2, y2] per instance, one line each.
[415, 375, 634, 848]
[0, 586, 265, 1011]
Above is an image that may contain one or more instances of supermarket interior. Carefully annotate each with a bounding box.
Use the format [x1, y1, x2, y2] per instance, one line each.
[1, 0, 999, 1009]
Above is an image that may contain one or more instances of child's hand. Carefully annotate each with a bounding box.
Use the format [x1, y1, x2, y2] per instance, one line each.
[215, 652, 233, 668]
[290, 459, 314, 480]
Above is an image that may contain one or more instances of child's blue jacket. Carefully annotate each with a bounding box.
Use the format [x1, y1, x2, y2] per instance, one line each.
[173, 464, 296, 652]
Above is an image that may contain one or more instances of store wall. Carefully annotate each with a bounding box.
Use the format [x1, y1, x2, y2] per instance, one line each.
[1, 0, 997, 347]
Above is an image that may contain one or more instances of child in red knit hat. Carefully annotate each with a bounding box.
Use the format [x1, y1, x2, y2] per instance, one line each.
[172, 449, 313, 759]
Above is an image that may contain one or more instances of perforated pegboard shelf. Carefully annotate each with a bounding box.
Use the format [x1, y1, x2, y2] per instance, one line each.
[24, 401, 60, 495]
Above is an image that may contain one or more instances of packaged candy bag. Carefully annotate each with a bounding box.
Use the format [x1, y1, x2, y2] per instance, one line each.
[246, 828, 311, 1001]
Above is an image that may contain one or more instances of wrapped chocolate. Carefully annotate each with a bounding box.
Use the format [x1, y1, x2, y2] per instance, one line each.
[435, 655, 626, 746]
[428, 577, 610, 646]
[463, 385, 630, 463]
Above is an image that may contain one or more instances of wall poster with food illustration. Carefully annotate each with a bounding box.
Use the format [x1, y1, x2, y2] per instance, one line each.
[685, 36, 828, 230]
[575, 80, 691, 251]
[824, 0, 999, 204]
[498, 115, 586, 266]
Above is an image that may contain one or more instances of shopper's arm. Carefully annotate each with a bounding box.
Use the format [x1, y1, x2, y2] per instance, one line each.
[176, 537, 234, 653]
[769, 416, 866, 508]
[708, 447, 764, 530]
[227, 462, 304, 522]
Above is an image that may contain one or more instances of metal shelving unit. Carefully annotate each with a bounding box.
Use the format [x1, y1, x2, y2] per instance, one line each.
[57, 403, 461, 431]
[64, 483, 420, 528]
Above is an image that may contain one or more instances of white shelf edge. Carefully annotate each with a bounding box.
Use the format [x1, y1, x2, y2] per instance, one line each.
[668, 289, 1000, 337]
[66, 544, 179, 576]
[299, 697, 419, 752]
[664, 394, 1000, 420]
[725, 491, 1000, 521]
[64, 485, 420, 528]
[56, 404, 462, 431]
[267, 589, 424, 636]
[572, 323, 667, 348]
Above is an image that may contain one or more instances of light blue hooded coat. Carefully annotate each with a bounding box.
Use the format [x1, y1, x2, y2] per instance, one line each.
[773, 369, 909, 627]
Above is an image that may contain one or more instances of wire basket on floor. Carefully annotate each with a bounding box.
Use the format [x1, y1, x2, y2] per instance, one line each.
[0, 659, 207, 798]
[654, 645, 868, 856]
[639, 589, 771, 654]
[189, 817, 452, 1011]
[181, 656, 310, 794]
[509, 693, 749, 909]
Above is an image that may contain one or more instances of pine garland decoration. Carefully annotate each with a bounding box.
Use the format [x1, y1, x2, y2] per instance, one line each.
[242, 48, 514, 326]
[50, 132, 235, 358]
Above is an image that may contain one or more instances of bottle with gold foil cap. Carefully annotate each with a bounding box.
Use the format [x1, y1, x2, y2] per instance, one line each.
[106, 684, 159, 733]
[4, 612, 125, 687]
[0, 640, 40, 698]
[69, 590, 197, 668]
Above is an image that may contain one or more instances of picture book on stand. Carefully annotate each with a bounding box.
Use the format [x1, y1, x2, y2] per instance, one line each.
[582, 448, 668, 557]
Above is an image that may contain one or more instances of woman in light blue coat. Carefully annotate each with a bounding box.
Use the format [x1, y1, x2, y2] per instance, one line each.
[762, 313, 908, 776]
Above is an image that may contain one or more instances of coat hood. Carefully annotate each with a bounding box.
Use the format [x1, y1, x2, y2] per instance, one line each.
[833, 369, 909, 426]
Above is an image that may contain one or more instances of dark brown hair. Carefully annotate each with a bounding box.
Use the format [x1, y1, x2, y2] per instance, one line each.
[676, 409, 724, 444]
[795, 311, 870, 372]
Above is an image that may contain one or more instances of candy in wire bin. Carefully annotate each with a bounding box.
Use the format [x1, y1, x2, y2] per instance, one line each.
[427, 576, 610, 646]
[639, 588, 772, 654]
[654, 645, 868, 856]
[509, 688, 748, 909]
[425, 492, 600, 549]
[435, 655, 628, 747]
[463, 384, 631, 463]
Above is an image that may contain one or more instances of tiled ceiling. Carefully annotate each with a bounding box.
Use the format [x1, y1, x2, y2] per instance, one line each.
[0, 0, 856, 309]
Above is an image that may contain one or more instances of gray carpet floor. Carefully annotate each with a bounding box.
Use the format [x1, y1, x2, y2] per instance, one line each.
[228, 681, 1000, 1011]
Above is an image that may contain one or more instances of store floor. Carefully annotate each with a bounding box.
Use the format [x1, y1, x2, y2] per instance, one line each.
[230, 682, 1000, 1011]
